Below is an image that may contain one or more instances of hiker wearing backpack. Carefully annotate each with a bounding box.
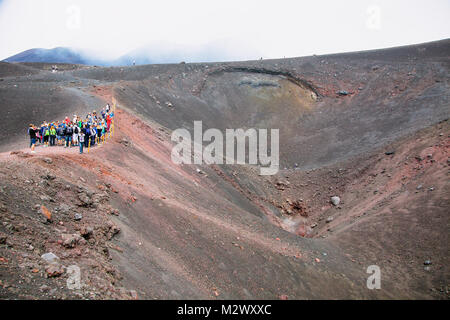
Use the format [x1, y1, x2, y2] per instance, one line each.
[57, 124, 64, 146]
[84, 124, 91, 148]
[65, 124, 73, 148]
[43, 123, 50, 147]
[73, 124, 80, 146]
[49, 125, 56, 146]
[90, 124, 96, 146]
[86, 113, 93, 125]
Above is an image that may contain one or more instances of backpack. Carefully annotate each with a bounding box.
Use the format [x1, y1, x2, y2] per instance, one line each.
[66, 127, 73, 135]
[74, 127, 79, 134]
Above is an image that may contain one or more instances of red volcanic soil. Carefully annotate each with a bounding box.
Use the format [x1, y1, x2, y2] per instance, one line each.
[0, 40, 449, 299]
[0, 104, 447, 299]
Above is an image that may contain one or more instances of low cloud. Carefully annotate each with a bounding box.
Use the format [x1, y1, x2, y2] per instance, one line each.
[1, 0, 449, 62]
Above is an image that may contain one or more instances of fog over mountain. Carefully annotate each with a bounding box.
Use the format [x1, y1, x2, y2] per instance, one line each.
[3, 41, 262, 66]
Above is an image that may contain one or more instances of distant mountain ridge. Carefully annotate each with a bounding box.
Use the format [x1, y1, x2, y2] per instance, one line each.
[3, 42, 260, 66]
[4, 47, 90, 65]
[3, 46, 226, 66]
[3, 47, 154, 66]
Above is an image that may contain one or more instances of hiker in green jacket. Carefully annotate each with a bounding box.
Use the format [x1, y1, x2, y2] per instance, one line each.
[49, 126, 56, 146]
[43, 124, 50, 148]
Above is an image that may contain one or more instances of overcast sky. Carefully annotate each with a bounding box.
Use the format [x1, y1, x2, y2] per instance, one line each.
[0, 0, 449, 62]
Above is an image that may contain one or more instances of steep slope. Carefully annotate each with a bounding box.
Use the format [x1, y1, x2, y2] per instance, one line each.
[4, 48, 87, 65]
[0, 39, 449, 299]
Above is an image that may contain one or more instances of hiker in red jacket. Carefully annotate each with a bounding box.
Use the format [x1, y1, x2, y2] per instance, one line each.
[106, 113, 112, 132]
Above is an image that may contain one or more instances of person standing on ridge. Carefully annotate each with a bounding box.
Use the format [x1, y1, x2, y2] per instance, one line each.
[73, 122, 79, 146]
[84, 124, 90, 148]
[65, 123, 73, 148]
[43, 123, 50, 147]
[79, 130, 85, 154]
[29, 124, 37, 153]
[57, 124, 64, 146]
[106, 112, 112, 132]
[90, 124, 96, 146]
[49, 125, 56, 146]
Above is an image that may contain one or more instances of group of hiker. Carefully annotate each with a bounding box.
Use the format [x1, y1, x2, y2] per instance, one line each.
[28, 103, 114, 154]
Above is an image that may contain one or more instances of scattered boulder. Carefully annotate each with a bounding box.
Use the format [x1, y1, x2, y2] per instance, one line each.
[39, 205, 52, 221]
[424, 260, 432, 266]
[385, 151, 395, 155]
[74, 213, 83, 221]
[45, 264, 64, 278]
[41, 252, 59, 264]
[296, 224, 313, 237]
[58, 203, 72, 214]
[42, 157, 53, 164]
[326, 217, 334, 223]
[330, 196, 340, 206]
[80, 226, 94, 239]
[39, 284, 50, 292]
[61, 233, 83, 248]
[129, 290, 138, 300]
[40, 195, 51, 201]
[41, 173, 56, 180]
[78, 192, 93, 207]
[275, 180, 290, 190]
[337, 90, 349, 96]
[120, 138, 131, 147]
[290, 199, 308, 217]
[106, 222, 120, 240]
